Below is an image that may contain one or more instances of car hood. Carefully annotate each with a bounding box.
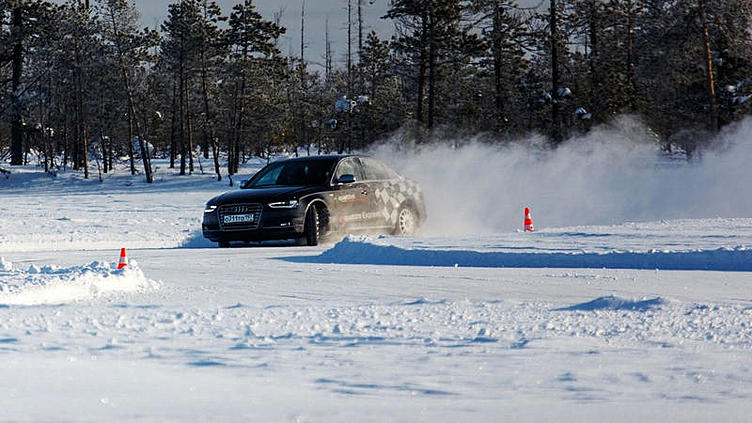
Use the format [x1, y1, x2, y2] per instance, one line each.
[210, 185, 321, 205]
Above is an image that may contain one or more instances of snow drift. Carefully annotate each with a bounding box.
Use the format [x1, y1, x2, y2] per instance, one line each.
[0, 258, 159, 306]
[295, 236, 752, 271]
[556, 295, 665, 312]
[371, 116, 752, 235]
[291, 217, 752, 270]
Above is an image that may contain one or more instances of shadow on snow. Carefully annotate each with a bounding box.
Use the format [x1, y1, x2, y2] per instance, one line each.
[280, 237, 752, 271]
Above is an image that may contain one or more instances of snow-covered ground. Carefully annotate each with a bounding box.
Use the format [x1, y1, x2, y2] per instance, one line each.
[1, 161, 752, 422]
[303, 219, 752, 271]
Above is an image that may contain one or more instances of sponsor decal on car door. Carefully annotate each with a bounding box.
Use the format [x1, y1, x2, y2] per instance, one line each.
[332, 158, 368, 229]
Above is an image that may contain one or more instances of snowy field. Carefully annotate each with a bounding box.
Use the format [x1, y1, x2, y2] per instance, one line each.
[1, 156, 752, 422]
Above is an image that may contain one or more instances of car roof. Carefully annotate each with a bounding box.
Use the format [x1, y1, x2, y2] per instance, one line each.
[273, 154, 358, 163]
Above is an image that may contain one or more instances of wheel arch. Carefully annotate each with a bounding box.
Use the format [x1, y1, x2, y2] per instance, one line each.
[303, 197, 330, 228]
[397, 198, 423, 223]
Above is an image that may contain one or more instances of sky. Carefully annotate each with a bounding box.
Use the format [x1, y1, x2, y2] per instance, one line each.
[134, 0, 393, 70]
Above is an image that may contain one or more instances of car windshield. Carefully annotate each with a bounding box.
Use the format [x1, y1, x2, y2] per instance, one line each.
[245, 159, 336, 188]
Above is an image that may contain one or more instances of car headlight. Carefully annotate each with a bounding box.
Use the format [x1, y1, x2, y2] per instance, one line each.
[204, 205, 217, 213]
[268, 200, 299, 209]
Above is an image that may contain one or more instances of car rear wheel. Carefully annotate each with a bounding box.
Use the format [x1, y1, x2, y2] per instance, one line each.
[395, 206, 417, 236]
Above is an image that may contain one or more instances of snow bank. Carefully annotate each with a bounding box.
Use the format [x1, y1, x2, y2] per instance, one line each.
[0, 257, 159, 306]
[296, 236, 752, 271]
[371, 116, 752, 235]
[555, 295, 665, 312]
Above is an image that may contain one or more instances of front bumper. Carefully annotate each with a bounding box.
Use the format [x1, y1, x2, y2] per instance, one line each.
[202, 205, 305, 242]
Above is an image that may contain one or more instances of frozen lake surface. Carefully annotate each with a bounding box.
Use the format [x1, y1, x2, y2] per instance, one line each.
[1, 164, 751, 422]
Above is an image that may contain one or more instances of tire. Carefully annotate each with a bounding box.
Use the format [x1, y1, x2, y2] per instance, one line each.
[394, 206, 418, 236]
[303, 205, 322, 246]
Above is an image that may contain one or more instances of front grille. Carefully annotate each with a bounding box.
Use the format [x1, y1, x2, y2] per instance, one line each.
[218, 203, 263, 231]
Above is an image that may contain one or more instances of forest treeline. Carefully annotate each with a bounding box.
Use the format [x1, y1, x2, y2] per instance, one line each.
[1, 0, 751, 182]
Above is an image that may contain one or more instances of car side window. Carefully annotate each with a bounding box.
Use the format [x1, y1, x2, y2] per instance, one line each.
[333, 158, 363, 183]
[362, 158, 396, 180]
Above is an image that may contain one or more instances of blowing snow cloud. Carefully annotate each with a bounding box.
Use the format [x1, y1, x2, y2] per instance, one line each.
[371, 116, 752, 235]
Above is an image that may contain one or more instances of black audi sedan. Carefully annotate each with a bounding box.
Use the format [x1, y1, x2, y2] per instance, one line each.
[202, 155, 426, 247]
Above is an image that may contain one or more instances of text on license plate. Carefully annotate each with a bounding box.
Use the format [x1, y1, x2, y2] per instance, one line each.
[223, 214, 255, 224]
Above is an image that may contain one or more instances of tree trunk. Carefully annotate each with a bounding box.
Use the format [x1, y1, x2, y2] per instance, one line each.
[179, 65, 187, 175]
[81, 116, 89, 179]
[108, 130, 114, 171]
[427, 8, 436, 131]
[72, 113, 80, 170]
[698, 0, 718, 131]
[41, 103, 49, 173]
[346, 0, 354, 152]
[98, 91, 108, 174]
[127, 114, 136, 174]
[626, 0, 637, 111]
[200, 49, 221, 180]
[493, 4, 504, 129]
[179, 24, 187, 176]
[325, 18, 332, 82]
[300, 1, 308, 155]
[108, 5, 151, 182]
[186, 82, 195, 174]
[101, 132, 108, 174]
[10, 4, 24, 166]
[63, 116, 69, 170]
[119, 53, 150, 180]
[228, 82, 239, 175]
[73, 3, 89, 179]
[77, 67, 89, 179]
[44, 90, 53, 172]
[195, 6, 210, 157]
[169, 82, 177, 168]
[550, 0, 563, 145]
[588, 0, 599, 114]
[233, 66, 247, 175]
[416, 11, 428, 125]
[358, 0, 363, 59]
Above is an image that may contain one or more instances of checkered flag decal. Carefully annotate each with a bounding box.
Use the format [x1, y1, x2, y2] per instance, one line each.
[373, 178, 422, 225]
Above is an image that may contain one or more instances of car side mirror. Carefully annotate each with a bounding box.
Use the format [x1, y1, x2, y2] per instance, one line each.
[239, 180, 248, 189]
[337, 174, 356, 184]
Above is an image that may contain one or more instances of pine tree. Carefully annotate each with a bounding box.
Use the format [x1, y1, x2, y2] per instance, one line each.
[225, 0, 283, 174]
[196, 0, 226, 180]
[4, 0, 58, 166]
[356, 31, 408, 143]
[387, 0, 482, 132]
[640, 0, 752, 145]
[8, 1, 24, 165]
[469, 0, 529, 133]
[162, 0, 202, 175]
[102, 0, 157, 183]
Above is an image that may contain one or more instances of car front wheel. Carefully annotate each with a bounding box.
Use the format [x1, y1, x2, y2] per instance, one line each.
[303, 205, 323, 246]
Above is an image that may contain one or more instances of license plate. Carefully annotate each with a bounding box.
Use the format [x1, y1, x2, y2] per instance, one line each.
[223, 214, 255, 224]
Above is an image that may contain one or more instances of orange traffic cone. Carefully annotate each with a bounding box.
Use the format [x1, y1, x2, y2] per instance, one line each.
[117, 248, 128, 269]
[524, 207, 535, 232]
